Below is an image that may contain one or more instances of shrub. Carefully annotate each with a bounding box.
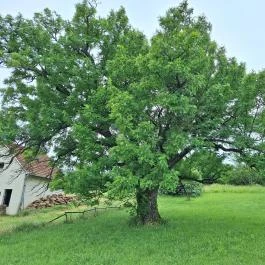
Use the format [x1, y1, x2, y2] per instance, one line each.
[220, 166, 265, 186]
[160, 180, 203, 198]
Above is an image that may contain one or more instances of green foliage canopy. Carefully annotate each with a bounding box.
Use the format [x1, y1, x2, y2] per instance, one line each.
[1, 1, 265, 222]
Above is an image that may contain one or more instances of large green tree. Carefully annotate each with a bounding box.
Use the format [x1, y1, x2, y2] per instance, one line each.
[1, 1, 265, 224]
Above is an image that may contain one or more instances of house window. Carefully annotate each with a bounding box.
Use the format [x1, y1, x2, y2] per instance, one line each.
[0, 162, 4, 169]
[3, 189, 12, 207]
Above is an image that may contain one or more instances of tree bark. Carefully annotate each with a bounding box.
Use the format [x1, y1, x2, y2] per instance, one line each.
[135, 187, 161, 224]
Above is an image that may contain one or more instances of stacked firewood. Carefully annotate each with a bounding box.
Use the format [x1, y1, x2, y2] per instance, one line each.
[27, 194, 76, 209]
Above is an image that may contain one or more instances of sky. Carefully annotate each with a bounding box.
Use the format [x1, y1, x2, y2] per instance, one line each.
[0, 0, 265, 85]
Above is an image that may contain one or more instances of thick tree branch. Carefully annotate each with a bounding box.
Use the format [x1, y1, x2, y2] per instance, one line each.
[213, 143, 243, 154]
[179, 175, 220, 184]
[168, 146, 193, 169]
[157, 123, 170, 152]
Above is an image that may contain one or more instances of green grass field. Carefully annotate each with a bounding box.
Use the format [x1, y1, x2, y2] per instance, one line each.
[1, 185, 265, 265]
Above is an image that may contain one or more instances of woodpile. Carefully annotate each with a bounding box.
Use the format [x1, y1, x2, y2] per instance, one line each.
[27, 194, 76, 209]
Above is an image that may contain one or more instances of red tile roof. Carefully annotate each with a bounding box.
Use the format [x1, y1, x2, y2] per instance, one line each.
[16, 154, 57, 179]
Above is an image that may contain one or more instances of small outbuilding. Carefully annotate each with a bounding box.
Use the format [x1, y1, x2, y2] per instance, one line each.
[0, 146, 59, 215]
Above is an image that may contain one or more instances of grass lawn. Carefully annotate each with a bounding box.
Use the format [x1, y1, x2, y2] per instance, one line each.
[0, 185, 265, 265]
[0, 204, 89, 234]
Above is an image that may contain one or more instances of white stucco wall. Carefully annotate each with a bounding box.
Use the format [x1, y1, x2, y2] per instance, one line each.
[0, 147, 26, 215]
[23, 176, 60, 208]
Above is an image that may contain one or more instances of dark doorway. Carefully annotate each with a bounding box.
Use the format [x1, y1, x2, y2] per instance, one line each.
[3, 189, 12, 207]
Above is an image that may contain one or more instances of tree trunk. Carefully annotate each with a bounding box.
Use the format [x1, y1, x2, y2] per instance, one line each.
[135, 187, 161, 224]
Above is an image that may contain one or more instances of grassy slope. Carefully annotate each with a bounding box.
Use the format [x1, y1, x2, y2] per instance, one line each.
[1, 185, 265, 265]
[0, 204, 88, 234]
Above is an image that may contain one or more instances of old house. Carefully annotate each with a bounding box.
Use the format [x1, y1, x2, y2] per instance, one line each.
[0, 146, 58, 215]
